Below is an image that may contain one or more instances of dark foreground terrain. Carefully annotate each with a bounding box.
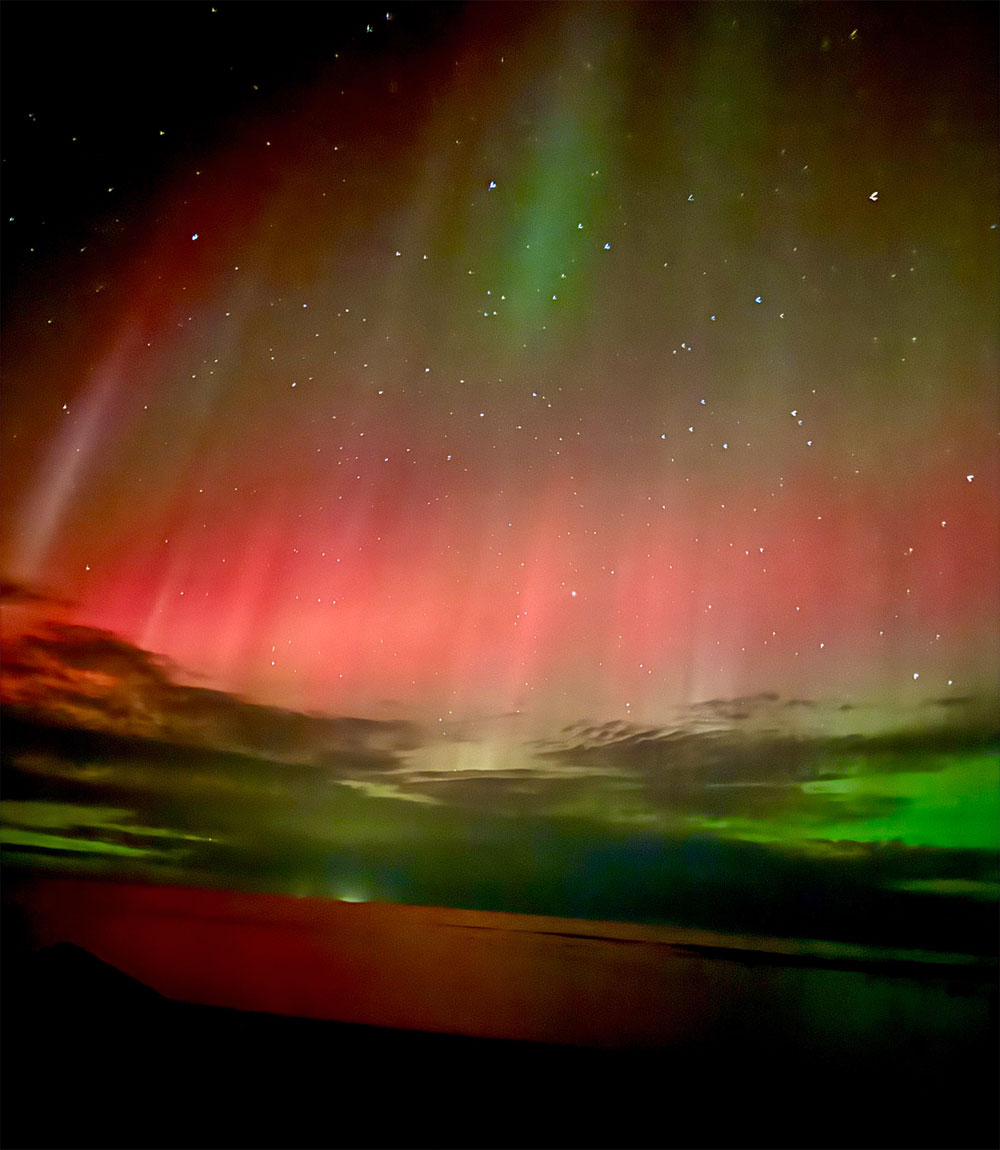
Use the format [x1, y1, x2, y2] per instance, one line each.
[2, 878, 997, 1150]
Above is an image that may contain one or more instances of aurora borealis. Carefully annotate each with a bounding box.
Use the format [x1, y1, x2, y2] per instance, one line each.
[1, 2, 998, 948]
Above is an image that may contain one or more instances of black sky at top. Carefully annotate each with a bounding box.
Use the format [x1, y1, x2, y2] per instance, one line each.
[4, 1, 997, 308]
[1, 1, 465, 303]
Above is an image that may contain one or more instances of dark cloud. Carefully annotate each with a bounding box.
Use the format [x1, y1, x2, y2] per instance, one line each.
[0, 578, 72, 607]
[558, 720, 634, 744]
[536, 724, 818, 783]
[536, 705, 999, 789]
[695, 784, 907, 826]
[5, 621, 996, 807]
[404, 773, 549, 810]
[21, 623, 171, 681]
[3, 623, 996, 875]
[1, 619, 425, 767]
[701, 692, 780, 712]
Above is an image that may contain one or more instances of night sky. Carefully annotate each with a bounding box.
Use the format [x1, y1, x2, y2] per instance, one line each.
[1, 2, 997, 943]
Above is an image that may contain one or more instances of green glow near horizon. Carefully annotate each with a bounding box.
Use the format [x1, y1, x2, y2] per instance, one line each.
[694, 752, 999, 851]
[0, 827, 156, 858]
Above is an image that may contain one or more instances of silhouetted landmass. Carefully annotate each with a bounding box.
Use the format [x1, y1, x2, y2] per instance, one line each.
[2, 924, 997, 1150]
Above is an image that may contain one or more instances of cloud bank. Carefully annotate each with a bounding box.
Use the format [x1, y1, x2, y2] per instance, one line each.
[2, 601, 996, 955]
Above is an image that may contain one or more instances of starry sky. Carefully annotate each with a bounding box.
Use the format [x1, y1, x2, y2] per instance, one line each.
[1, 3, 998, 942]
